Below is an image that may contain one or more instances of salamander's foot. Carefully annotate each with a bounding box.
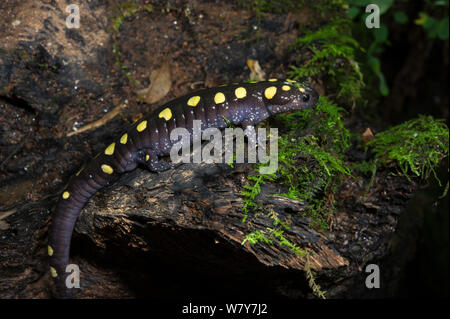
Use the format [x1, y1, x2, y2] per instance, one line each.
[148, 158, 174, 172]
[138, 149, 174, 173]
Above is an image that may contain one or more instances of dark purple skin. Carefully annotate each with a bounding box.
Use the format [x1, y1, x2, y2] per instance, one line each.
[48, 80, 318, 298]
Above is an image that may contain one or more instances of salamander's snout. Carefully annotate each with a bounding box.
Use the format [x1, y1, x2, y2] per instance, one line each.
[266, 83, 319, 115]
[302, 87, 319, 108]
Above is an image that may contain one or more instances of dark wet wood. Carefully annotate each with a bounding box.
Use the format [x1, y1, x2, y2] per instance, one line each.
[1, 157, 432, 299]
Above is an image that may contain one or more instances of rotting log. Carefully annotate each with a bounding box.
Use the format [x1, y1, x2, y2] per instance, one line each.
[71, 162, 349, 298]
[1, 152, 436, 299]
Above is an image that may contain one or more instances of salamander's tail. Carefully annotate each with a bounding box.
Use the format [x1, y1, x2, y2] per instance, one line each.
[48, 128, 143, 298]
[48, 162, 117, 298]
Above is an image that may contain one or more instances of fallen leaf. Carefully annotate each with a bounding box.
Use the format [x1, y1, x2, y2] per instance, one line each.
[362, 127, 375, 144]
[136, 60, 172, 104]
[247, 59, 266, 82]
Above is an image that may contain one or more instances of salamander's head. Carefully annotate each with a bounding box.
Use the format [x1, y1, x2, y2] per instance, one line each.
[264, 81, 319, 115]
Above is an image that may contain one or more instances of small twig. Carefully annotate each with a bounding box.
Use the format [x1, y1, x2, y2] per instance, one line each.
[66, 103, 126, 137]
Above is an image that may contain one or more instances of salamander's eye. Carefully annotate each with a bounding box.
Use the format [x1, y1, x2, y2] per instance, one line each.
[302, 94, 310, 102]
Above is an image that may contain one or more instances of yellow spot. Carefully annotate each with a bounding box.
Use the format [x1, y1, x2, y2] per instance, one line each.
[268, 78, 277, 82]
[159, 108, 172, 121]
[62, 191, 70, 199]
[101, 164, 114, 174]
[50, 267, 57, 278]
[264, 86, 277, 99]
[105, 143, 115, 155]
[299, 87, 306, 93]
[187, 96, 201, 107]
[48, 246, 53, 256]
[137, 120, 147, 132]
[214, 92, 226, 104]
[235, 87, 247, 99]
[145, 155, 150, 161]
[249, 80, 258, 83]
[286, 79, 296, 83]
[120, 133, 128, 144]
[282, 85, 291, 91]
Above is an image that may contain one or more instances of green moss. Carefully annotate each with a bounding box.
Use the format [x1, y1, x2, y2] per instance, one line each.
[238, 96, 350, 298]
[240, 173, 276, 222]
[240, 96, 351, 230]
[367, 115, 449, 183]
[241, 210, 308, 257]
[242, 230, 273, 245]
[305, 255, 326, 299]
[241, 209, 326, 298]
[277, 96, 351, 153]
[289, 19, 364, 106]
[275, 97, 351, 230]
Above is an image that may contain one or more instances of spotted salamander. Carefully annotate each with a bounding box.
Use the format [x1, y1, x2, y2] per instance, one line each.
[48, 79, 319, 297]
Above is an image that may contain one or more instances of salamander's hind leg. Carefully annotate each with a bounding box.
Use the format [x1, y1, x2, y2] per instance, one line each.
[137, 149, 174, 173]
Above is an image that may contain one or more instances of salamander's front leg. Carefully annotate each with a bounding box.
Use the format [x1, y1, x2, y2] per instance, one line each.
[240, 122, 258, 147]
[240, 122, 270, 163]
[136, 149, 174, 173]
